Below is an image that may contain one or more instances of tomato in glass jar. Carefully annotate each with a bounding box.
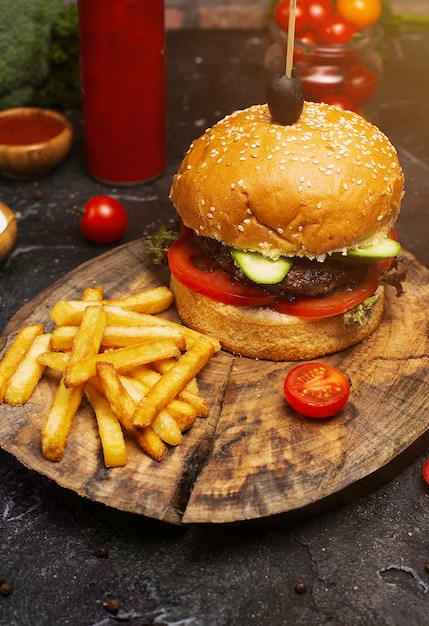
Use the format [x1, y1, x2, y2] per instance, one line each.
[342, 65, 378, 106]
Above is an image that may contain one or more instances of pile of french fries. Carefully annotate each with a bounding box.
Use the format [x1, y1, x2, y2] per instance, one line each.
[0, 285, 220, 466]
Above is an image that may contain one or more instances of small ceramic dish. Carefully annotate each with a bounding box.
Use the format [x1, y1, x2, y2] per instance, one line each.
[0, 107, 73, 180]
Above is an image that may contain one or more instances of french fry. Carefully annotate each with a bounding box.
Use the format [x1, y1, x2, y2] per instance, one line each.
[132, 336, 215, 429]
[125, 366, 200, 423]
[50, 300, 98, 326]
[120, 375, 184, 445]
[85, 380, 127, 468]
[102, 325, 186, 350]
[41, 380, 85, 462]
[37, 351, 69, 372]
[65, 305, 106, 370]
[65, 339, 181, 388]
[82, 285, 104, 301]
[50, 286, 174, 326]
[151, 357, 200, 396]
[103, 305, 221, 352]
[51, 324, 186, 351]
[0, 323, 44, 402]
[104, 286, 174, 314]
[50, 326, 77, 351]
[96, 361, 167, 461]
[4, 334, 51, 406]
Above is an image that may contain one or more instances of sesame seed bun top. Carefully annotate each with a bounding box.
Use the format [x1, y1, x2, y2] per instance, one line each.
[170, 102, 404, 259]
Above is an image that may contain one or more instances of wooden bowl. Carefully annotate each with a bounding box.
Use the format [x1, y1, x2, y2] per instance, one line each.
[0, 108, 73, 180]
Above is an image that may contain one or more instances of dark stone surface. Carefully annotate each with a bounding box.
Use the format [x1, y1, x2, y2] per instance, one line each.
[0, 29, 429, 626]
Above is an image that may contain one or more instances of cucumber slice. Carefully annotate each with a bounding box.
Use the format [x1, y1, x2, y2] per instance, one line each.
[347, 237, 401, 261]
[231, 249, 293, 284]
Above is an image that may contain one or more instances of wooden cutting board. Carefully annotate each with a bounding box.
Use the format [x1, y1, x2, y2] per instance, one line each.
[0, 240, 428, 526]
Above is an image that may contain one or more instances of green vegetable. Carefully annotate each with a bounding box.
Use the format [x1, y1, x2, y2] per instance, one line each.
[346, 237, 401, 261]
[33, 3, 81, 109]
[0, 0, 63, 109]
[343, 294, 379, 327]
[231, 248, 293, 284]
[145, 223, 179, 265]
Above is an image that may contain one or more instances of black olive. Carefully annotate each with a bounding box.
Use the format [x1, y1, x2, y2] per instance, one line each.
[267, 72, 304, 126]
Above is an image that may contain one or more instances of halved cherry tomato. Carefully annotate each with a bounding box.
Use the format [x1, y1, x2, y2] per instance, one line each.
[80, 195, 128, 245]
[284, 362, 351, 418]
[336, 0, 382, 31]
[314, 15, 357, 44]
[274, 0, 309, 35]
[423, 459, 429, 486]
[167, 230, 276, 307]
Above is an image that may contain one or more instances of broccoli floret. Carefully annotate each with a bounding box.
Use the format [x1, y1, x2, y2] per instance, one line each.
[0, 0, 63, 109]
[32, 3, 81, 109]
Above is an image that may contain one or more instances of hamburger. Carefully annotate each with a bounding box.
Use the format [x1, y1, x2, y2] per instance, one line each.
[167, 101, 405, 361]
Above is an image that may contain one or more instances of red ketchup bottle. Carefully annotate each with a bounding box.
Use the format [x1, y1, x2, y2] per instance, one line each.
[77, 0, 165, 185]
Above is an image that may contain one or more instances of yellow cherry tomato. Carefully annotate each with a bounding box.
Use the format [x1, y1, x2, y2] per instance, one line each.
[0, 202, 17, 263]
[336, 0, 382, 31]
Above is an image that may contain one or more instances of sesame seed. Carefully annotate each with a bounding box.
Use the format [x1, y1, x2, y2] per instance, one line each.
[200, 199, 205, 206]
[238, 225, 244, 232]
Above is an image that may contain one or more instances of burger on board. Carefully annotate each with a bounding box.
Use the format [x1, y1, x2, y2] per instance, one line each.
[168, 101, 405, 361]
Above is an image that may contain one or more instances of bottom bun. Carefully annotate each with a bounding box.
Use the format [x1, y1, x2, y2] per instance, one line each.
[170, 275, 385, 361]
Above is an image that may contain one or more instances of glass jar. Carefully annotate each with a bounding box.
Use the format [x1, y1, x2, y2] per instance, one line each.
[265, 22, 383, 122]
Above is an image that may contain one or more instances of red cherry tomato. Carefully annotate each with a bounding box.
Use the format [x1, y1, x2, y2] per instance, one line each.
[302, 0, 335, 32]
[336, 0, 382, 30]
[423, 459, 429, 486]
[80, 195, 128, 244]
[315, 15, 357, 44]
[274, 0, 309, 35]
[299, 65, 344, 101]
[284, 363, 351, 419]
[322, 93, 356, 111]
[342, 65, 378, 105]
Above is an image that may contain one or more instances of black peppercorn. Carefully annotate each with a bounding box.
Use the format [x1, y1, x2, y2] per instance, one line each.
[294, 580, 308, 594]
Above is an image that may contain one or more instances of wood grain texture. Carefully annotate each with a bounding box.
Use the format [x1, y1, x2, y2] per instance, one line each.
[0, 241, 428, 525]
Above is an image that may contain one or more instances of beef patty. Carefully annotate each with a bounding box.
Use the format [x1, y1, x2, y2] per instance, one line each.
[194, 234, 368, 299]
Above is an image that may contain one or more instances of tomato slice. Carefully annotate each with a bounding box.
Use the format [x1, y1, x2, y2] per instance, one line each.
[167, 230, 276, 307]
[168, 229, 390, 319]
[284, 363, 351, 418]
[423, 458, 429, 486]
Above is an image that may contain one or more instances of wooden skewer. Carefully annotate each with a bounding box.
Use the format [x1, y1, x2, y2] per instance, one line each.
[285, 0, 297, 78]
